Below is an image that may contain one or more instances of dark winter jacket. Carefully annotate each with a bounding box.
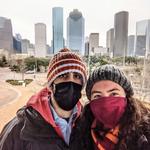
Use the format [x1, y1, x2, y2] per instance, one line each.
[0, 88, 82, 150]
[77, 101, 150, 150]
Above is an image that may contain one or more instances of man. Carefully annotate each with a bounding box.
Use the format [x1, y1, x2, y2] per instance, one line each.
[78, 64, 150, 150]
[0, 48, 87, 150]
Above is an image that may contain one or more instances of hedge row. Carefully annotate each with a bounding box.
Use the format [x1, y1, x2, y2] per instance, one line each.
[6, 79, 33, 86]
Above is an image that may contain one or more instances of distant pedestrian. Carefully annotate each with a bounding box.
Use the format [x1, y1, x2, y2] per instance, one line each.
[0, 48, 87, 150]
[78, 64, 150, 150]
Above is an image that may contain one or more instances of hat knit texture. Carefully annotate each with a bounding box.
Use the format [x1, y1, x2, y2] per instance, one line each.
[47, 48, 87, 87]
[86, 64, 134, 100]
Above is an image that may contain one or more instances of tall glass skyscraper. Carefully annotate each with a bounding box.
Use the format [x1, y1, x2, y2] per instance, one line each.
[67, 9, 85, 55]
[13, 34, 22, 53]
[114, 11, 128, 57]
[52, 7, 64, 54]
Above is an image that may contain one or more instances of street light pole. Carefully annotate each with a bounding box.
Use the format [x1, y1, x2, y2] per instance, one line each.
[123, 47, 126, 67]
[34, 58, 38, 79]
[87, 49, 91, 76]
[141, 49, 146, 100]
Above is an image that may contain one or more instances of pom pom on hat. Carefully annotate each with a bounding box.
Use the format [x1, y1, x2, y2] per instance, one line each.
[59, 48, 70, 52]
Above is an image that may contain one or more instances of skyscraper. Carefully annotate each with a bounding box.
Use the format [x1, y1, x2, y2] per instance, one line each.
[67, 9, 85, 55]
[106, 28, 114, 57]
[134, 20, 150, 57]
[146, 20, 150, 57]
[52, 7, 64, 54]
[85, 36, 89, 56]
[35, 23, 47, 57]
[127, 35, 135, 56]
[146, 20, 150, 56]
[13, 34, 22, 53]
[89, 33, 99, 55]
[21, 39, 30, 54]
[114, 11, 129, 57]
[0, 17, 13, 53]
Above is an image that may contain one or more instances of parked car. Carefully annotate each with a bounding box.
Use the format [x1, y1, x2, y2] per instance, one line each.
[25, 70, 35, 74]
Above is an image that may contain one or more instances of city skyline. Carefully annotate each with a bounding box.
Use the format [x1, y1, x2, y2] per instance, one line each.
[0, 0, 150, 47]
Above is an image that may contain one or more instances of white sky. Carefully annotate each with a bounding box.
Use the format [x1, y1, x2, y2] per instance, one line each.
[0, 0, 150, 47]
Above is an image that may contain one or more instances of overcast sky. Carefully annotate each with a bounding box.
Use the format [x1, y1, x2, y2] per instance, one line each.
[0, 0, 150, 47]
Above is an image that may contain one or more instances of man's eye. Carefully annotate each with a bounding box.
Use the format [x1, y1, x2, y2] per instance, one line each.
[74, 73, 82, 79]
[59, 74, 68, 78]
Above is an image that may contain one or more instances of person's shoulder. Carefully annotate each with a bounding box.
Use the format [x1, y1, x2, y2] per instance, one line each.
[0, 115, 24, 148]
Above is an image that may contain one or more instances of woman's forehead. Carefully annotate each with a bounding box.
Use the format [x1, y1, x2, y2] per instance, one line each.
[91, 80, 124, 91]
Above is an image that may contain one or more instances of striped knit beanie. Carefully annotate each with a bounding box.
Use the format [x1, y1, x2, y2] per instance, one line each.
[86, 64, 134, 100]
[47, 48, 87, 87]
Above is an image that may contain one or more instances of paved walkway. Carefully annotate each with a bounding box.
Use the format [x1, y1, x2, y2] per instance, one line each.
[0, 86, 20, 107]
[0, 80, 44, 132]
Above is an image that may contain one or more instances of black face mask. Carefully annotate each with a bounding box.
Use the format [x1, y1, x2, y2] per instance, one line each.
[53, 82, 82, 111]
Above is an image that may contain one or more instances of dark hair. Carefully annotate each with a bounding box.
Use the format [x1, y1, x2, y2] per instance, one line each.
[118, 96, 150, 148]
[77, 104, 94, 149]
[79, 96, 150, 149]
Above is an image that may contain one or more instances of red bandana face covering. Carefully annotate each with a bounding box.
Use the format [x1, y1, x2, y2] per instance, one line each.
[90, 97, 127, 129]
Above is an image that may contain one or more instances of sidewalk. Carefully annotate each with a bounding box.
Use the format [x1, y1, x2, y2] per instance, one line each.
[0, 81, 43, 132]
[0, 86, 20, 107]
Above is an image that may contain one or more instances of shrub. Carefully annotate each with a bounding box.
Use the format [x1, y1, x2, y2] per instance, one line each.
[6, 79, 33, 86]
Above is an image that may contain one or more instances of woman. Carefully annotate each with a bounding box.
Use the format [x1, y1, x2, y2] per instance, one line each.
[79, 64, 150, 150]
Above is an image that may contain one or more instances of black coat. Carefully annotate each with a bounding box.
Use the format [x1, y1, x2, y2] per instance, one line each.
[0, 107, 80, 150]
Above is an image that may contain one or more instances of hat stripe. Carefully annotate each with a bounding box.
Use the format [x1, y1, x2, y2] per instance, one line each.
[49, 54, 81, 66]
[48, 66, 86, 85]
[51, 52, 81, 62]
[48, 65, 86, 80]
[48, 58, 86, 72]
[47, 63, 86, 79]
[48, 69, 86, 87]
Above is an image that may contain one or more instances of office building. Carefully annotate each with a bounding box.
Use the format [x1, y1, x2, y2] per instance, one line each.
[67, 9, 85, 54]
[35, 23, 47, 57]
[114, 11, 129, 57]
[21, 39, 30, 54]
[134, 20, 150, 57]
[106, 28, 114, 57]
[0, 17, 13, 53]
[52, 7, 64, 54]
[85, 36, 89, 56]
[89, 33, 99, 55]
[127, 35, 135, 56]
[13, 34, 22, 53]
